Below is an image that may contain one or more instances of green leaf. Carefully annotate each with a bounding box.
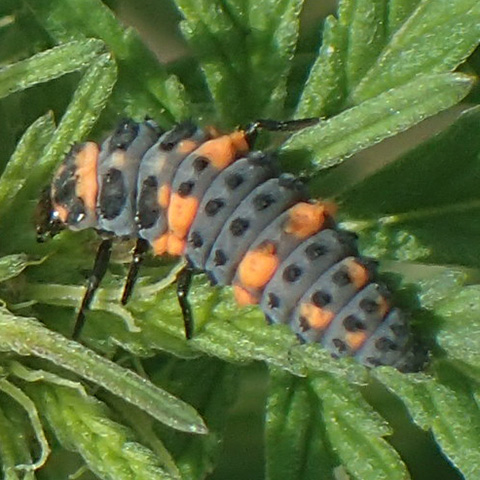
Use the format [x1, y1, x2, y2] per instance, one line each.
[26, 0, 189, 123]
[434, 286, 480, 370]
[296, 0, 480, 118]
[337, 106, 480, 267]
[310, 374, 409, 480]
[284, 73, 473, 170]
[353, 0, 480, 102]
[0, 39, 106, 100]
[0, 113, 54, 217]
[175, 0, 302, 124]
[376, 367, 480, 480]
[0, 308, 207, 435]
[148, 358, 238, 480]
[26, 382, 178, 480]
[265, 368, 337, 480]
[295, 14, 348, 118]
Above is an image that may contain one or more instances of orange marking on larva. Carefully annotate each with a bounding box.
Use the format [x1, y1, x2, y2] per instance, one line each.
[152, 233, 168, 256]
[233, 284, 259, 306]
[193, 132, 248, 170]
[167, 234, 186, 256]
[377, 297, 390, 317]
[284, 202, 328, 239]
[228, 130, 249, 155]
[345, 331, 367, 351]
[168, 193, 199, 238]
[158, 184, 171, 209]
[237, 242, 279, 289]
[74, 142, 99, 214]
[345, 259, 370, 289]
[176, 139, 200, 155]
[52, 204, 69, 223]
[300, 303, 335, 330]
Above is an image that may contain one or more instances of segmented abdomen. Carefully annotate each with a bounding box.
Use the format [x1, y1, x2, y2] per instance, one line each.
[52, 119, 425, 371]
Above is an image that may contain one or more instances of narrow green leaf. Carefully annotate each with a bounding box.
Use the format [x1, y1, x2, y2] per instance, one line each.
[434, 286, 480, 369]
[149, 358, 237, 480]
[284, 73, 473, 170]
[0, 403, 35, 480]
[311, 374, 409, 480]
[0, 254, 41, 283]
[0, 39, 105, 99]
[0, 379, 50, 473]
[0, 113, 54, 216]
[373, 369, 434, 431]
[176, 0, 302, 123]
[345, 0, 388, 90]
[386, 0, 421, 35]
[27, 0, 189, 123]
[0, 308, 207, 434]
[338, 106, 480, 267]
[376, 367, 480, 479]
[354, 0, 480, 102]
[266, 369, 337, 480]
[295, 15, 348, 117]
[26, 383, 178, 480]
[425, 376, 480, 480]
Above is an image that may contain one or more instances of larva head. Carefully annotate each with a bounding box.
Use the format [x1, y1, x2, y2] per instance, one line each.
[34, 186, 65, 242]
[35, 141, 101, 242]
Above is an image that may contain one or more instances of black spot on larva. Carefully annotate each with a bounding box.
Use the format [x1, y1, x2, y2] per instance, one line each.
[390, 323, 408, 337]
[178, 181, 195, 197]
[312, 290, 332, 308]
[137, 176, 160, 229]
[52, 178, 76, 205]
[343, 315, 365, 332]
[67, 201, 86, 225]
[305, 243, 328, 260]
[366, 356, 383, 367]
[225, 173, 244, 190]
[109, 119, 139, 150]
[296, 333, 307, 344]
[332, 268, 351, 287]
[265, 315, 274, 325]
[99, 168, 126, 220]
[283, 264, 302, 283]
[205, 198, 225, 216]
[160, 121, 197, 151]
[193, 156, 209, 172]
[375, 337, 398, 351]
[332, 338, 347, 353]
[214, 249, 227, 266]
[190, 231, 203, 248]
[268, 293, 280, 309]
[253, 193, 275, 211]
[299, 316, 310, 332]
[359, 298, 379, 314]
[230, 218, 249, 236]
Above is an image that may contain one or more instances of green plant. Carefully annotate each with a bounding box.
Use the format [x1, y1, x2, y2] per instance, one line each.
[0, 0, 479, 479]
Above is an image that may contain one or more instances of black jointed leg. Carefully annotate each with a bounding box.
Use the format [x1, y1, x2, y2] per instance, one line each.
[244, 117, 320, 147]
[176, 263, 195, 340]
[72, 238, 113, 340]
[121, 238, 150, 305]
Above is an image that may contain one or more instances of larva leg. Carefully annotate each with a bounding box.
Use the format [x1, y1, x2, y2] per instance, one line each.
[176, 263, 195, 340]
[121, 238, 150, 305]
[73, 238, 113, 340]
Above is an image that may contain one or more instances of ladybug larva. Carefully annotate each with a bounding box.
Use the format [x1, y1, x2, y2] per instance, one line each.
[35, 118, 426, 372]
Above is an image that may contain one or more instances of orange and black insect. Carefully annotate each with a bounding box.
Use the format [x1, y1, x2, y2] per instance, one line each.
[35, 118, 426, 372]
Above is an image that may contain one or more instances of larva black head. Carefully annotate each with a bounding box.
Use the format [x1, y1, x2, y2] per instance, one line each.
[34, 186, 65, 242]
